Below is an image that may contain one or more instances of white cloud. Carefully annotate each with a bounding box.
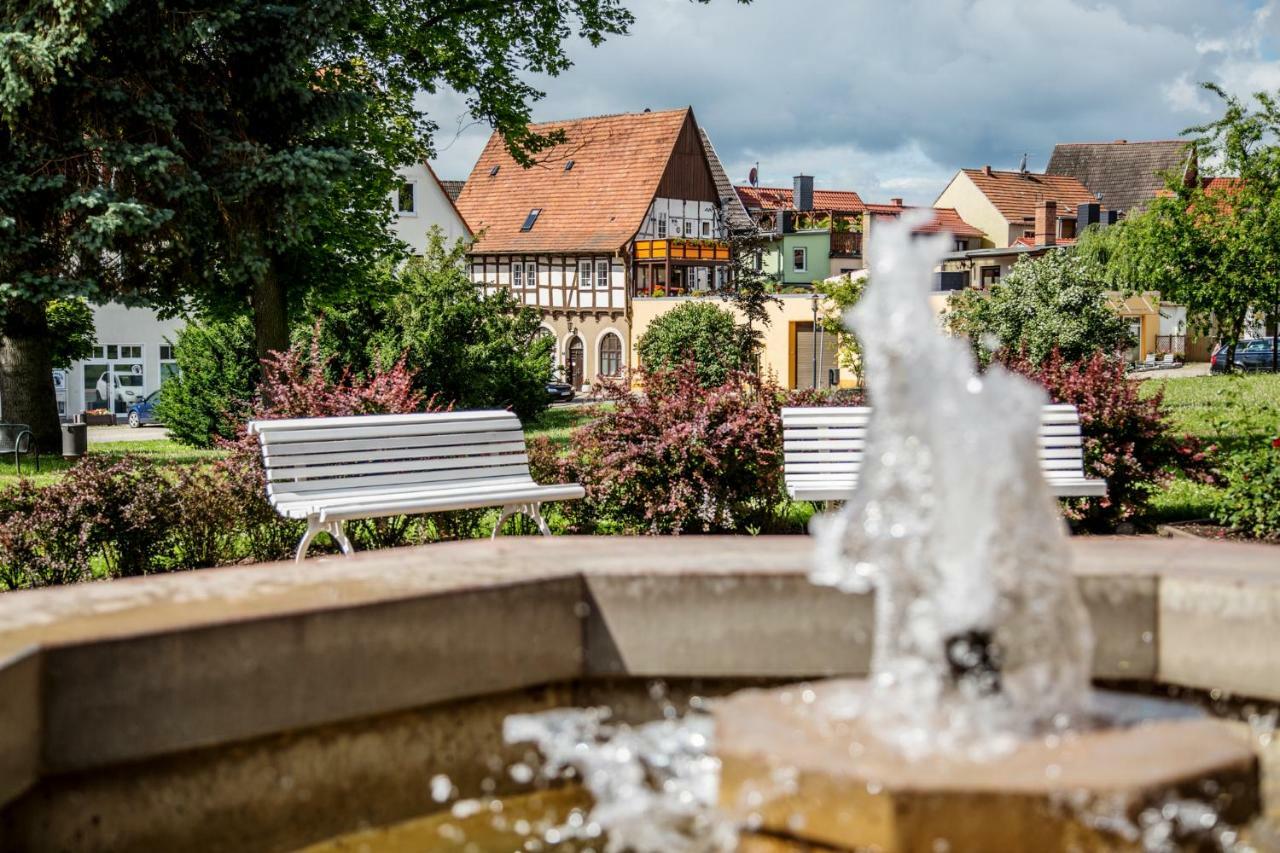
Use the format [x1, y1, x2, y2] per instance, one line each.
[422, 0, 1280, 202]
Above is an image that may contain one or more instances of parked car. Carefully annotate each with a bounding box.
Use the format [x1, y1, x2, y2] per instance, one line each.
[546, 382, 576, 403]
[127, 391, 161, 427]
[1210, 338, 1280, 373]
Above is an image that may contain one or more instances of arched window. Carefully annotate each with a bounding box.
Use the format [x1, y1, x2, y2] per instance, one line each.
[535, 327, 555, 368]
[567, 336, 585, 388]
[599, 333, 622, 377]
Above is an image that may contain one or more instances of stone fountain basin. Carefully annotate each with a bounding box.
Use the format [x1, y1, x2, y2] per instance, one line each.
[0, 536, 1276, 852]
[718, 680, 1259, 852]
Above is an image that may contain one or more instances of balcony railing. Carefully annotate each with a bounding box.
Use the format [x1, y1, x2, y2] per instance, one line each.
[829, 231, 862, 257]
[635, 238, 730, 262]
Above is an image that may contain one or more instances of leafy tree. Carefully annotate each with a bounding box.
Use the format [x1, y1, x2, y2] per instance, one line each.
[155, 317, 258, 447]
[45, 299, 96, 369]
[637, 301, 754, 387]
[2, 0, 699, 448]
[366, 232, 554, 421]
[722, 227, 781, 356]
[946, 250, 1133, 364]
[1086, 83, 1280, 370]
[815, 273, 868, 387]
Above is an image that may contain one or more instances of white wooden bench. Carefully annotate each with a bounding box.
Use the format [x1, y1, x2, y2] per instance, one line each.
[248, 410, 585, 561]
[781, 404, 1108, 502]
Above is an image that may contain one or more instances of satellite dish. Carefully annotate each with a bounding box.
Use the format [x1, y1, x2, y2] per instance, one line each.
[748, 166, 758, 187]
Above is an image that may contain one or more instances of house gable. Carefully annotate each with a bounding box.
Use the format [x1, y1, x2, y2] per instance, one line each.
[655, 110, 720, 204]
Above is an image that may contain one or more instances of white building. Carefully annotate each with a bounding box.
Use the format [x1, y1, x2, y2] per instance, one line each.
[60, 163, 470, 421]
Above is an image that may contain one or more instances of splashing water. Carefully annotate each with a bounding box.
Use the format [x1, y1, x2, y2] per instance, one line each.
[809, 214, 1095, 759]
[503, 707, 736, 852]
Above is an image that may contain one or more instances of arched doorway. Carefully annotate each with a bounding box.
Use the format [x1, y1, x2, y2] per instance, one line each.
[567, 336, 585, 388]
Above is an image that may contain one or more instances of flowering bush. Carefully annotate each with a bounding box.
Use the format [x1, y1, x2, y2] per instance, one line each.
[999, 349, 1214, 530]
[1213, 445, 1280, 540]
[562, 368, 785, 534]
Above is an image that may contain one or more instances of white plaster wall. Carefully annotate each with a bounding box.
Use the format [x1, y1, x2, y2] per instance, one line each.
[389, 162, 471, 253]
[636, 198, 724, 240]
[62, 304, 186, 419]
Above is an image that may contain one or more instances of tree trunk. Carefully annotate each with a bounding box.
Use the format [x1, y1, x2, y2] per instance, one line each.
[0, 299, 62, 452]
[250, 271, 290, 362]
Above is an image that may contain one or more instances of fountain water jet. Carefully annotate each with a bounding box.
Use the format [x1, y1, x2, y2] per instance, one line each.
[715, 216, 1260, 850]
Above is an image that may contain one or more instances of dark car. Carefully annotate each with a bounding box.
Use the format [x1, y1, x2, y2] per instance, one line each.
[127, 390, 161, 427]
[1211, 338, 1280, 373]
[546, 382, 576, 403]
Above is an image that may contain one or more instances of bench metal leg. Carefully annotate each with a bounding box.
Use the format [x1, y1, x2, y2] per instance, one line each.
[492, 503, 523, 539]
[296, 519, 354, 562]
[492, 503, 553, 538]
[528, 502, 552, 536]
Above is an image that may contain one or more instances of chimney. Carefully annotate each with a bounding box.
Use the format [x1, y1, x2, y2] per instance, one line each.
[1077, 202, 1100, 230]
[793, 175, 814, 212]
[982, 165, 993, 177]
[1102, 209, 1119, 226]
[890, 197, 904, 207]
[1035, 200, 1057, 246]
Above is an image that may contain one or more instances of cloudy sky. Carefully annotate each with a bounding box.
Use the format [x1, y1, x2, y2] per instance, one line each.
[422, 0, 1280, 206]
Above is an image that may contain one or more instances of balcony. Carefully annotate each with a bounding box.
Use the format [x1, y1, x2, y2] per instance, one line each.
[635, 238, 730, 262]
[829, 231, 862, 258]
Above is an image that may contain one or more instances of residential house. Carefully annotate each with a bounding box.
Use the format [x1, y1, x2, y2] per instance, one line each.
[933, 164, 1169, 360]
[736, 177, 868, 285]
[456, 108, 737, 390]
[1046, 139, 1190, 216]
[390, 161, 472, 254]
[59, 163, 470, 421]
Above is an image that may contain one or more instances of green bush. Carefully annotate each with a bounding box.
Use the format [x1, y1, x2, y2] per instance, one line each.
[1213, 446, 1280, 540]
[946, 250, 1134, 364]
[155, 316, 258, 447]
[636, 301, 754, 387]
[366, 235, 553, 421]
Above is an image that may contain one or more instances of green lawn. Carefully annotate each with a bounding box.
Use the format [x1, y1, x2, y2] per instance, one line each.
[523, 404, 609, 450]
[0, 440, 226, 489]
[1140, 373, 1280, 524]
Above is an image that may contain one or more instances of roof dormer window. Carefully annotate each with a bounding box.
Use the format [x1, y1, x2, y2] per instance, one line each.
[489, 165, 500, 177]
[521, 208, 542, 231]
[564, 160, 575, 172]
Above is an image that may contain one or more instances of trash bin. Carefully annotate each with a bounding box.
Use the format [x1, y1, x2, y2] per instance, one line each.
[61, 422, 88, 458]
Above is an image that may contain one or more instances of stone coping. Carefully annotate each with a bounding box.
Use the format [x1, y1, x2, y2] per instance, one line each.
[0, 535, 1276, 813]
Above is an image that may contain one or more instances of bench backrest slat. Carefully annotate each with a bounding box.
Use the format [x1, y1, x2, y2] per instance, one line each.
[781, 404, 1094, 488]
[249, 410, 534, 501]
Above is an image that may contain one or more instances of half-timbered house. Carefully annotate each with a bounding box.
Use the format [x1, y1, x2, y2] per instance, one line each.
[455, 108, 734, 389]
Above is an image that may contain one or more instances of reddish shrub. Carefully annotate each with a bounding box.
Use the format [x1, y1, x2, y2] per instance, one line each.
[782, 386, 866, 408]
[999, 350, 1213, 530]
[564, 368, 785, 534]
[218, 334, 446, 560]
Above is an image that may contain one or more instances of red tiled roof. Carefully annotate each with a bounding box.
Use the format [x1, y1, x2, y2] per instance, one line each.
[960, 168, 1098, 221]
[734, 185, 866, 213]
[455, 108, 693, 254]
[867, 204, 985, 239]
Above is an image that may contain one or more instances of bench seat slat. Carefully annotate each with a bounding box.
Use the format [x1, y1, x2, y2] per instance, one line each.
[249, 410, 517, 434]
[257, 418, 523, 445]
[264, 441, 528, 472]
[272, 462, 532, 494]
[262, 429, 526, 460]
[266, 451, 529, 482]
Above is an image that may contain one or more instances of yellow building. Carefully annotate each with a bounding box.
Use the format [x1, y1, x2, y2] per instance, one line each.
[631, 294, 856, 390]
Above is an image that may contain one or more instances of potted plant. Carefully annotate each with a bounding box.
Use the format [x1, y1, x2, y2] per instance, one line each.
[81, 408, 115, 426]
